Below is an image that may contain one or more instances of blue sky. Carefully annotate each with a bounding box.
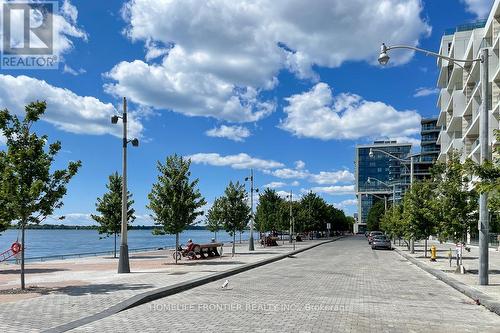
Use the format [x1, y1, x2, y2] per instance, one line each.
[0, 0, 493, 225]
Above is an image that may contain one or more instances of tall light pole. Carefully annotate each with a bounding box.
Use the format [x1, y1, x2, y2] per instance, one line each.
[367, 177, 396, 210]
[369, 147, 415, 251]
[287, 191, 293, 244]
[112, 97, 139, 274]
[245, 169, 258, 251]
[379, 43, 489, 285]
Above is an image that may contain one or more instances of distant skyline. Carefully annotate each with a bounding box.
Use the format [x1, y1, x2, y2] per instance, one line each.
[0, 0, 494, 225]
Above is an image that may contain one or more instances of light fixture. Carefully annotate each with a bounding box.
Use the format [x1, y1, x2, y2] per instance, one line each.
[131, 138, 139, 147]
[378, 43, 390, 65]
[111, 115, 119, 124]
[369, 148, 374, 158]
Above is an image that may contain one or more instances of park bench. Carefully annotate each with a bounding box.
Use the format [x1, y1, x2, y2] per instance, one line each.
[196, 243, 223, 259]
[261, 236, 279, 246]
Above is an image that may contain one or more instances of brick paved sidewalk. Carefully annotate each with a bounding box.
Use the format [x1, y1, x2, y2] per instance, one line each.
[394, 240, 500, 303]
[0, 238, 327, 332]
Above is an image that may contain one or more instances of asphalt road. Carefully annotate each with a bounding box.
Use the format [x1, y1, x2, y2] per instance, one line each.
[70, 236, 500, 332]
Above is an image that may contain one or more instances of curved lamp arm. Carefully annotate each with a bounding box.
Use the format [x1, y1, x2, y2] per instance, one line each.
[384, 44, 483, 63]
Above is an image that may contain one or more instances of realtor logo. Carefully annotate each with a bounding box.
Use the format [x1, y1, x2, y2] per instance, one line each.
[2, 1, 58, 69]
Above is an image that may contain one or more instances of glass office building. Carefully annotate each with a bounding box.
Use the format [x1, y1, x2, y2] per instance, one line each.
[354, 140, 412, 233]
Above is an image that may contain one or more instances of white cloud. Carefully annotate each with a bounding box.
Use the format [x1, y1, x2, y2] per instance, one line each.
[280, 82, 421, 141]
[414, 87, 439, 97]
[305, 185, 355, 196]
[0, 75, 143, 138]
[186, 153, 284, 170]
[206, 125, 251, 142]
[295, 160, 306, 170]
[263, 182, 287, 189]
[309, 170, 355, 185]
[461, 0, 493, 18]
[265, 167, 309, 180]
[262, 180, 300, 189]
[107, 0, 430, 123]
[63, 64, 86, 76]
[333, 199, 358, 209]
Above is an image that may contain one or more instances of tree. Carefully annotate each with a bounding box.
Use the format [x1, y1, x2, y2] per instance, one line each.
[219, 181, 250, 256]
[255, 188, 283, 233]
[366, 200, 385, 231]
[380, 204, 404, 242]
[468, 130, 500, 233]
[206, 197, 223, 241]
[297, 192, 328, 232]
[0, 101, 81, 289]
[401, 180, 437, 257]
[147, 155, 206, 264]
[433, 153, 478, 243]
[91, 172, 135, 258]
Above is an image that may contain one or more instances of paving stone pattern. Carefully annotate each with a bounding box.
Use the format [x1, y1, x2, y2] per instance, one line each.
[70, 237, 500, 333]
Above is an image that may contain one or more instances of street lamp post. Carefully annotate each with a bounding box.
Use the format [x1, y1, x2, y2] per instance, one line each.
[367, 177, 396, 210]
[245, 169, 258, 251]
[287, 191, 293, 244]
[112, 97, 139, 274]
[369, 148, 415, 251]
[379, 43, 490, 285]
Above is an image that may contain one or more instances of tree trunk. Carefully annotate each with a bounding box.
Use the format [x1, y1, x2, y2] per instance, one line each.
[424, 239, 428, 258]
[214, 231, 217, 241]
[232, 231, 235, 257]
[21, 221, 25, 290]
[114, 232, 117, 258]
[175, 233, 179, 264]
[239, 231, 242, 244]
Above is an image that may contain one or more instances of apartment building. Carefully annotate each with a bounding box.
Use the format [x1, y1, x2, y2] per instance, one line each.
[436, 3, 500, 163]
[402, 118, 440, 181]
[354, 140, 411, 233]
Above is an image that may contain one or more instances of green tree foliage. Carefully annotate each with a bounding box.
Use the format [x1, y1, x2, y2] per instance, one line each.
[219, 181, 250, 256]
[468, 130, 500, 231]
[91, 172, 135, 258]
[401, 180, 437, 256]
[296, 192, 328, 232]
[0, 101, 81, 289]
[366, 200, 385, 231]
[206, 197, 224, 240]
[432, 153, 478, 242]
[147, 154, 206, 263]
[380, 204, 404, 240]
[255, 188, 283, 233]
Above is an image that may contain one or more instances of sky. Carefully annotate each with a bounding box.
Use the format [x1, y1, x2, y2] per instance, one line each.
[0, 0, 494, 226]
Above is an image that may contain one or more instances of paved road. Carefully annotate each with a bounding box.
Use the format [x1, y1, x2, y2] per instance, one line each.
[70, 237, 500, 333]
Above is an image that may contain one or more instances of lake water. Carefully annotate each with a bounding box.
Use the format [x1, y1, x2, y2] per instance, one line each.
[0, 229, 256, 260]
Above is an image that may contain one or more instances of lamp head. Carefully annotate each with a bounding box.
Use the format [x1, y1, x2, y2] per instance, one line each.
[245, 177, 249, 181]
[131, 138, 139, 147]
[378, 43, 390, 65]
[367, 177, 372, 184]
[369, 148, 374, 158]
[111, 115, 119, 124]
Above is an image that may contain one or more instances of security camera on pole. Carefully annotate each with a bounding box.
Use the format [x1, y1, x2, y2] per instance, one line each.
[112, 97, 139, 274]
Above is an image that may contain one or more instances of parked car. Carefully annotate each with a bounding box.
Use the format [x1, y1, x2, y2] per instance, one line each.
[367, 231, 383, 244]
[371, 235, 392, 250]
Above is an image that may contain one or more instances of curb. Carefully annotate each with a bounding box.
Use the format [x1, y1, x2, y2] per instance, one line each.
[43, 237, 343, 333]
[394, 247, 500, 316]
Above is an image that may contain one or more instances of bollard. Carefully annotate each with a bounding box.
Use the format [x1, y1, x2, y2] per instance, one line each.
[448, 248, 452, 267]
[430, 245, 437, 262]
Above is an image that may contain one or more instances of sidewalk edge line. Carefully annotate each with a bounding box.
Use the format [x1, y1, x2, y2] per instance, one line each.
[394, 247, 500, 316]
[43, 237, 343, 333]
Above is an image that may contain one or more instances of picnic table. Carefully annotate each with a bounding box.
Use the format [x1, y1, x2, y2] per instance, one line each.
[261, 236, 279, 246]
[193, 243, 223, 259]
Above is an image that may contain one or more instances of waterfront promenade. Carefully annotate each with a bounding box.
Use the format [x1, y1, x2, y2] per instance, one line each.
[3, 236, 500, 332]
[0, 238, 326, 332]
[69, 236, 500, 332]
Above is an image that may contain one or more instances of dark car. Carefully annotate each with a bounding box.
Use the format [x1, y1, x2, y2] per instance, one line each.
[371, 235, 392, 250]
[367, 231, 383, 244]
